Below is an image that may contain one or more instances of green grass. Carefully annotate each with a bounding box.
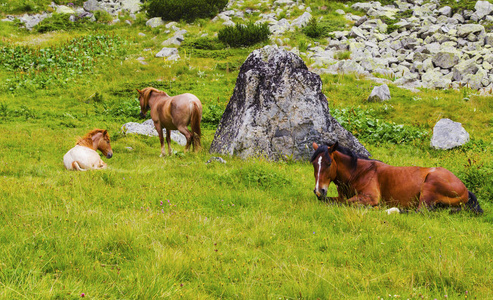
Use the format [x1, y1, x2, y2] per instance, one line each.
[1, 0, 493, 298]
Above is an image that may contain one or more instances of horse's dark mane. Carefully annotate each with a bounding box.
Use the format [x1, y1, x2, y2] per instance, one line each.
[311, 143, 371, 170]
[310, 145, 329, 162]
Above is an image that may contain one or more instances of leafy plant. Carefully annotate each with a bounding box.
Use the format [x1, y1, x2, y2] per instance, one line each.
[0, 35, 127, 91]
[202, 104, 224, 128]
[218, 22, 270, 47]
[331, 107, 429, 144]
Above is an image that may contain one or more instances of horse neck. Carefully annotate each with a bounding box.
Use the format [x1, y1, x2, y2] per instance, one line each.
[332, 151, 358, 185]
[148, 91, 170, 107]
[78, 133, 101, 151]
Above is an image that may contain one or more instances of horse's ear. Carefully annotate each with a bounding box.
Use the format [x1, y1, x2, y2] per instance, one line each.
[103, 130, 108, 136]
[312, 142, 319, 150]
[329, 141, 339, 153]
[136, 89, 142, 94]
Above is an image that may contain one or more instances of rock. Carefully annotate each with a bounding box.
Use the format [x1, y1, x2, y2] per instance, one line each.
[367, 84, 391, 102]
[155, 47, 178, 58]
[83, 0, 102, 12]
[291, 11, 312, 28]
[209, 46, 369, 161]
[432, 51, 460, 69]
[475, 1, 493, 20]
[121, 119, 187, 146]
[146, 17, 164, 28]
[430, 118, 470, 150]
[457, 24, 485, 38]
[206, 157, 227, 164]
[120, 0, 141, 13]
[56, 5, 75, 14]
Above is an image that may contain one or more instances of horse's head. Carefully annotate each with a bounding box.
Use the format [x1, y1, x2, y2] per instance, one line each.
[96, 130, 113, 159]
[137, 88, 150, 119]
[311, 142, 338, 201]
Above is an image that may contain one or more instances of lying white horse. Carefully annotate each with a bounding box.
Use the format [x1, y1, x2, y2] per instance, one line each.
[63, 129, 113, 171]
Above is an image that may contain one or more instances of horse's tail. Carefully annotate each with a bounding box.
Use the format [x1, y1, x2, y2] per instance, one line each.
[466, 190, 483, 215]
[190, 101, 202, 147]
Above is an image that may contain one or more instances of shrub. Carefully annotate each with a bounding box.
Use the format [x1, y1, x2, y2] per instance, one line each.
[146, 0, 228, 23]
[303, 18, 325, 38]
[218, 22, 270, 47]
[183, 37, 226, 50]
[94, 10, 114, 24]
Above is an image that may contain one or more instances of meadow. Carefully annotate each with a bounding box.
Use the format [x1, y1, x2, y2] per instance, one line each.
[1, 0, 493, 298]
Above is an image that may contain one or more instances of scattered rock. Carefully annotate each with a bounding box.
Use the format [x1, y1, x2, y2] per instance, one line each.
[430, 118, 470, 150]
[121, 119, 186, 146]
[367, 84, 391, 102]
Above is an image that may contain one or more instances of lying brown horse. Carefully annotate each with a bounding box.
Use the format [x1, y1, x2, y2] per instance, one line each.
[63, 129, 113, 171]
[311, 142, 483, 214]
[137, 87, 202, 157]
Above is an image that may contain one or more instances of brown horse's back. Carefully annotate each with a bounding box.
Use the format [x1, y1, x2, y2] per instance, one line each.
[375, 163, 468, 208]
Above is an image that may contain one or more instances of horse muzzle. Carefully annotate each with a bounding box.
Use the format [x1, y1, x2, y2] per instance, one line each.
[106, 152, 113, 159]
[314, 188, 327, 201]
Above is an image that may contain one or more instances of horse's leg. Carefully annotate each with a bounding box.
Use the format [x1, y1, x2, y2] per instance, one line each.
[155, 124, 166, 157]
[71, 161, 87, 171]
[417, 172, 468, 212]
[166, 129, 172, 156]
[177, 126, 192, 152]
[346, 193, 380, 206]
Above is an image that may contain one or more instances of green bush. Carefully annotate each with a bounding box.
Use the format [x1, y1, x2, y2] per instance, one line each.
[146, 0, 228, 22]
[183, 37, 226, 50]
[303, 18, 325, 38]
[218, 22, 270, 47]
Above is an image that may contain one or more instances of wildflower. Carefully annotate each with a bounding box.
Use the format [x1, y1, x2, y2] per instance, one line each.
[81, 293, 85, 297]
[160, 201, 163, 205]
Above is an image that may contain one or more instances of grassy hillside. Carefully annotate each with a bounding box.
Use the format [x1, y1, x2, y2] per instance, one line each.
[1, 1, 493, 299]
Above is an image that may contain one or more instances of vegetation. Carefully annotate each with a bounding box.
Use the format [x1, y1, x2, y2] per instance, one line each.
[145, 0, 229, 22]
[218, 22, 270, 47]
[1, 0, 493, 299]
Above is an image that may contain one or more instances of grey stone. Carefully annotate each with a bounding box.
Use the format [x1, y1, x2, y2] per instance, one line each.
[146, 17, 164, 28]
[430, 119, 470, 150]
[367, 84, 391, 102]
[475, 1, 493, 20]
[457, 24, 485, 38]
[121, 119, 187, 146]
[155, 47, 179, 58]
[206, 157, 227, 164]
[209, 46, 369, 161]
[432, 51, 460, 69]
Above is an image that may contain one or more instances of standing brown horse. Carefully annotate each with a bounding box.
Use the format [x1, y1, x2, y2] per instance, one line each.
[311, 142, 483, 214]
[137, 87, 202, 157]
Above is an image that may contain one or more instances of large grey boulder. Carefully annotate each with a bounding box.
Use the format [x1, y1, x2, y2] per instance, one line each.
[430, 118, 469, 150]
[121, 119, 186, 146]
[209, 46, 369, 161]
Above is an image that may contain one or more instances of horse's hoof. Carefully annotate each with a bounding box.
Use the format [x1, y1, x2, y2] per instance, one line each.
[386, 207, 400, 215]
